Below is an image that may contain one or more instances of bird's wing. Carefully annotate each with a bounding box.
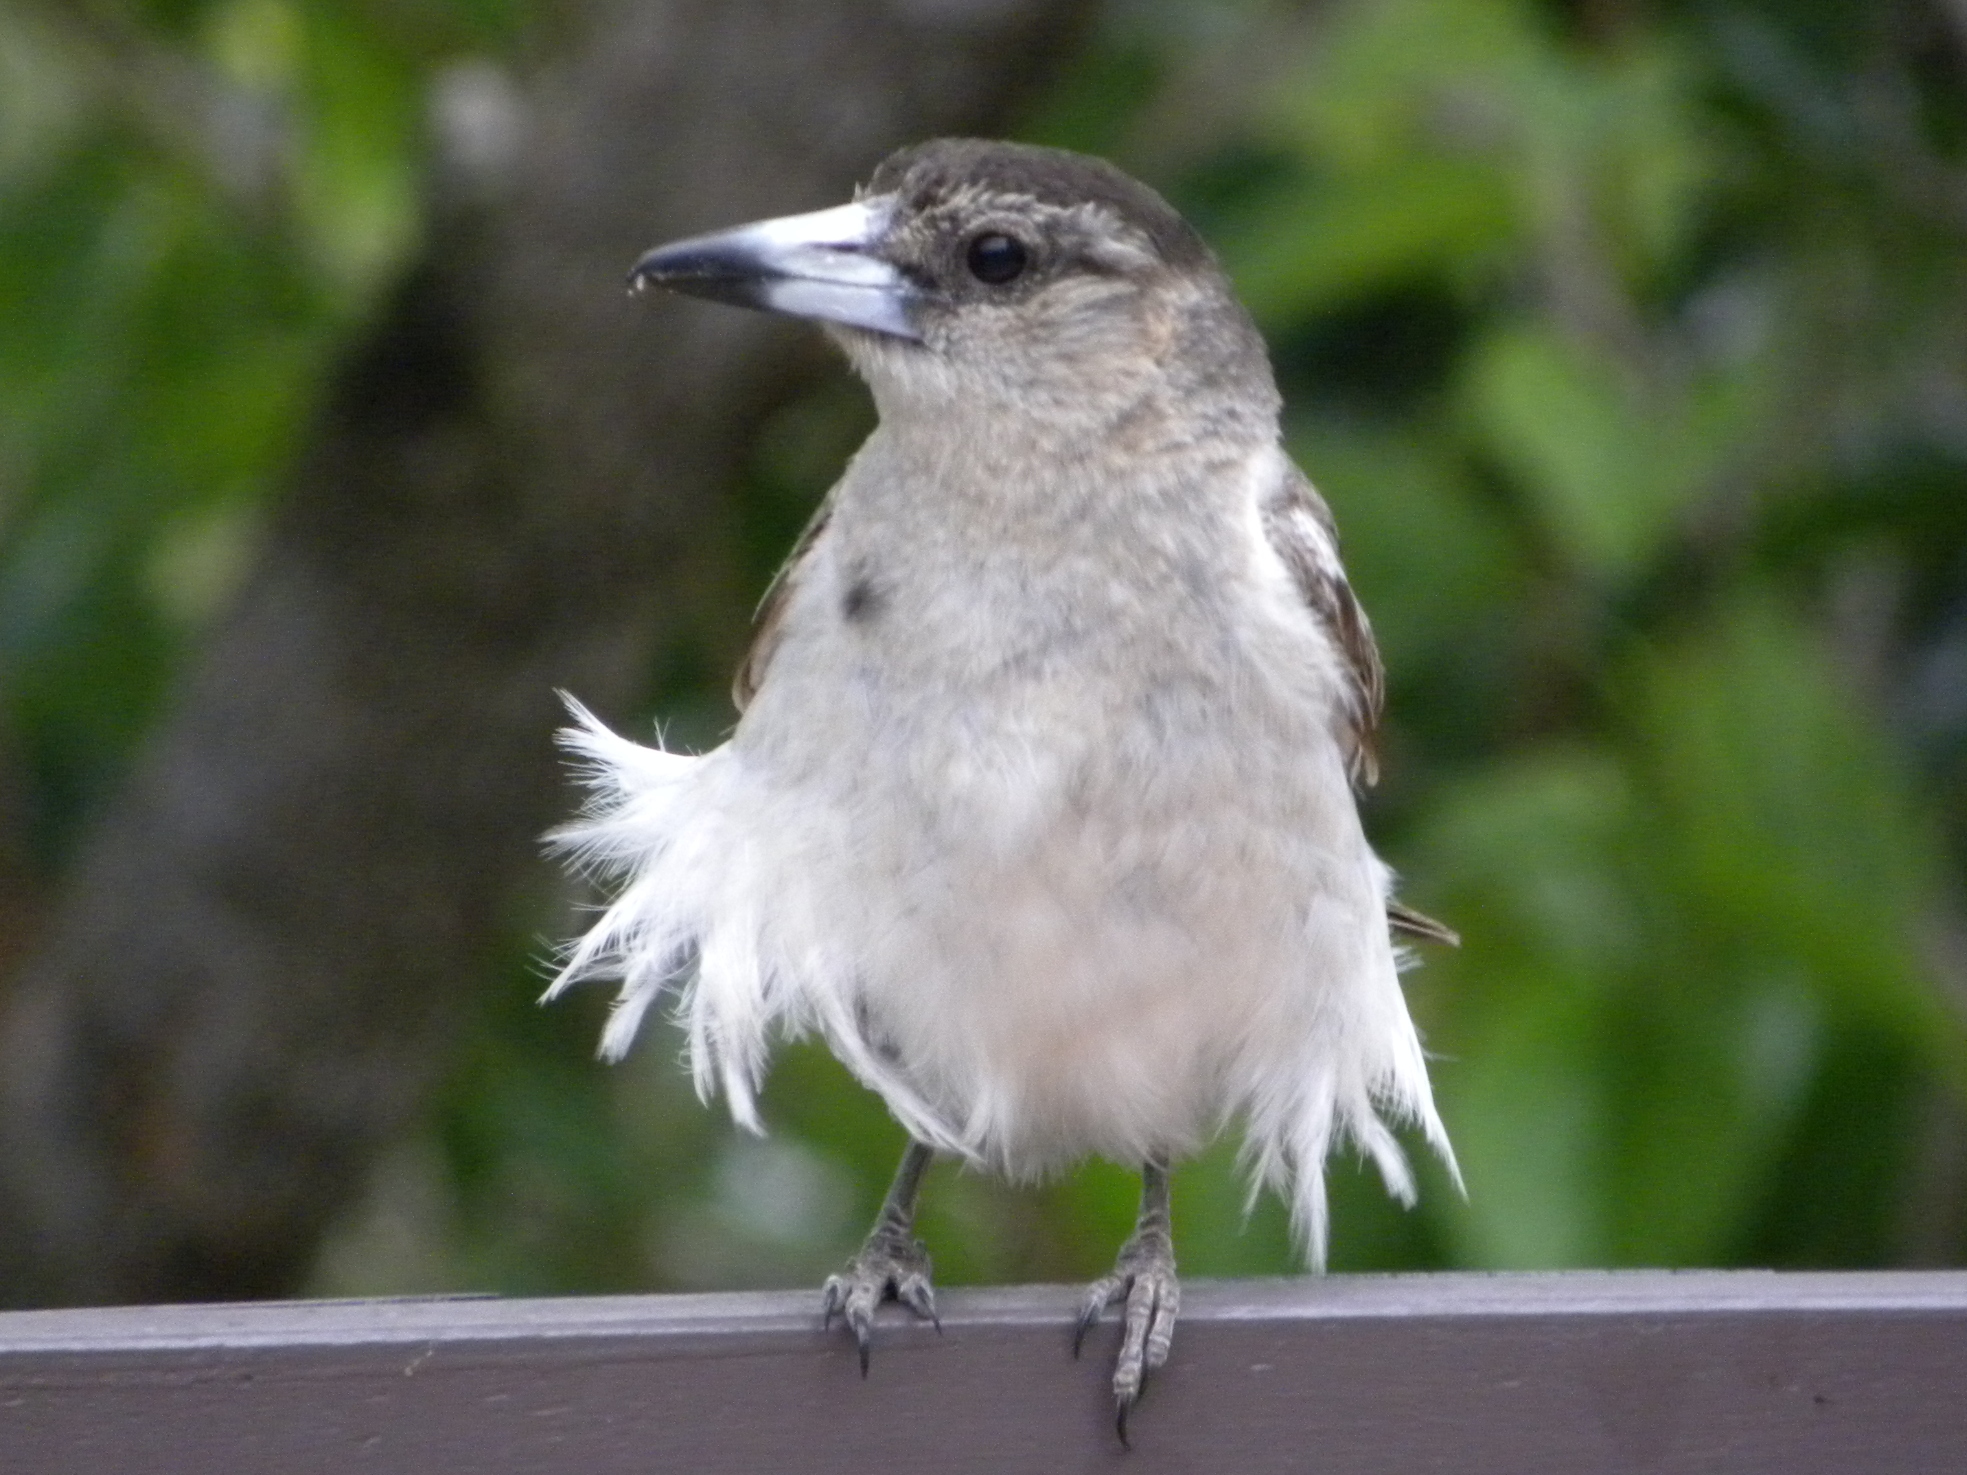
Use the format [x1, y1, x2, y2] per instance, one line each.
[1260, 462, 1385, 787]
[732, 493, 834, 713]
[1261, 464, 1459, 949]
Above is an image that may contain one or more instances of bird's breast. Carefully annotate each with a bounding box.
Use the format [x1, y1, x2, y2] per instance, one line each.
[722, 451, 1383, 1170]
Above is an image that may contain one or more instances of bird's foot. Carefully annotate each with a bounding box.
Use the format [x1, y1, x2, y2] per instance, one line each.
[1074, 1224, 1179, 1445]
[820, 1227, 938, 1375]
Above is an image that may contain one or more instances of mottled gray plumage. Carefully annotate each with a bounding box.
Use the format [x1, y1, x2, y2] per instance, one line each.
[555, 138, 1460, 1439]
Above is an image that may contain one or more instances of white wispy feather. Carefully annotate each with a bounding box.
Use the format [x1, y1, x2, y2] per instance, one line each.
[547, 699, 972, 1151]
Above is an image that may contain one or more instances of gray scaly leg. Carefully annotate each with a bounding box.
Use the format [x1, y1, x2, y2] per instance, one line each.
[821, 1139, 939, 1373]
[1075, 1158, 1178, 1444]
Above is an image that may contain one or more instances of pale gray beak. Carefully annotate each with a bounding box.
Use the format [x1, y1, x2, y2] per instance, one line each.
[628, 198, 921, 342]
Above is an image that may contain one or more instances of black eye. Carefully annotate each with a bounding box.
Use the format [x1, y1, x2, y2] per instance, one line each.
[965, 233, 1028, 285]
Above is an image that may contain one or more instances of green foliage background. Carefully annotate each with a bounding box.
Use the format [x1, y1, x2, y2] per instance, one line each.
[4, 0, 1965, 1295]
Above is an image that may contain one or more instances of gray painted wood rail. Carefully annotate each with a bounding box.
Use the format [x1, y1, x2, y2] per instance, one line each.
[2, 1270, 1964, 1472]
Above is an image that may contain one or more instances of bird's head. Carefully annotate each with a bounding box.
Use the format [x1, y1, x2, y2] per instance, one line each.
[630, 139, 1275, 437]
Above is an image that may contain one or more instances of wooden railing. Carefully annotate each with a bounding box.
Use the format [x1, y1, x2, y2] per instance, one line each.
[2, 1270, 1964, 1472]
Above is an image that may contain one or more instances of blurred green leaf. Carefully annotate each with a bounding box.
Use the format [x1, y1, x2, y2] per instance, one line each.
[1463, 323, 1682, 580]
[1413, 750, 1631, 1265]
[1631, 595, 1958, 1061]
[1228, 155, 1515, 320]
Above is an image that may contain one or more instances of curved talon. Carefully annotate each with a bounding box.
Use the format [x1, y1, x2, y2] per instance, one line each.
[1102, 1263, 1178, 1445]
[1073, 1273, 1124, 1359]
[896, 1273, 941, 1331]
[1110, 1265, 1177, 1409]
[818, 1231, 937, 1377]
[820, 1275, 845, 1331]
[1082, 1163, 1178, 1449]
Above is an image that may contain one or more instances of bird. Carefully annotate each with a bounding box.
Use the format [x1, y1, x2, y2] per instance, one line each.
[548, 137, 1460, 1440]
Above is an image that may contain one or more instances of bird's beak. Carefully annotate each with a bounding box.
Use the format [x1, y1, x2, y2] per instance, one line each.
[628, 197, 921, 342]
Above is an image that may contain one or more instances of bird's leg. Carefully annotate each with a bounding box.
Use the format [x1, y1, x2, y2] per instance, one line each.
[1075, 1157, 1178, 1444]
[821, 1138, 938, 1374]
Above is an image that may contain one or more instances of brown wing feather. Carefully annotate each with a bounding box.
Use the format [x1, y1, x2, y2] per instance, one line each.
[1260, 465, 1385, 787]
[732, 495, 834, 713]
[1262, 465, 1458, 949]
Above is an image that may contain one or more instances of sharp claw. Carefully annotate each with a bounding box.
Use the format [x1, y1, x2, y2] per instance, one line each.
[822, 1228, 937, 1377]
[820, 1279, 841, 1331]
[1073, 1304, 1096, 1359]
[900, 1282, 940, 1337]
[1074, 1274, 1122, 1359]
[1085, 1165, 1176, 1446]
[1087, 1243, 1174, 1445]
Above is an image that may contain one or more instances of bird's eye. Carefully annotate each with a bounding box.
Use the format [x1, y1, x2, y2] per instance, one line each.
[965, 233, 1028, 285]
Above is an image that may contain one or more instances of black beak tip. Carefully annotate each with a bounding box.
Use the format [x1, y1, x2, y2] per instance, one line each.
[625, 241, 739, 301]
[626, 248, 672, 298]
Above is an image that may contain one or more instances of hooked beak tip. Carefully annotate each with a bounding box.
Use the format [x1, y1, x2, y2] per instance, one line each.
[625, 242, 701, 297]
